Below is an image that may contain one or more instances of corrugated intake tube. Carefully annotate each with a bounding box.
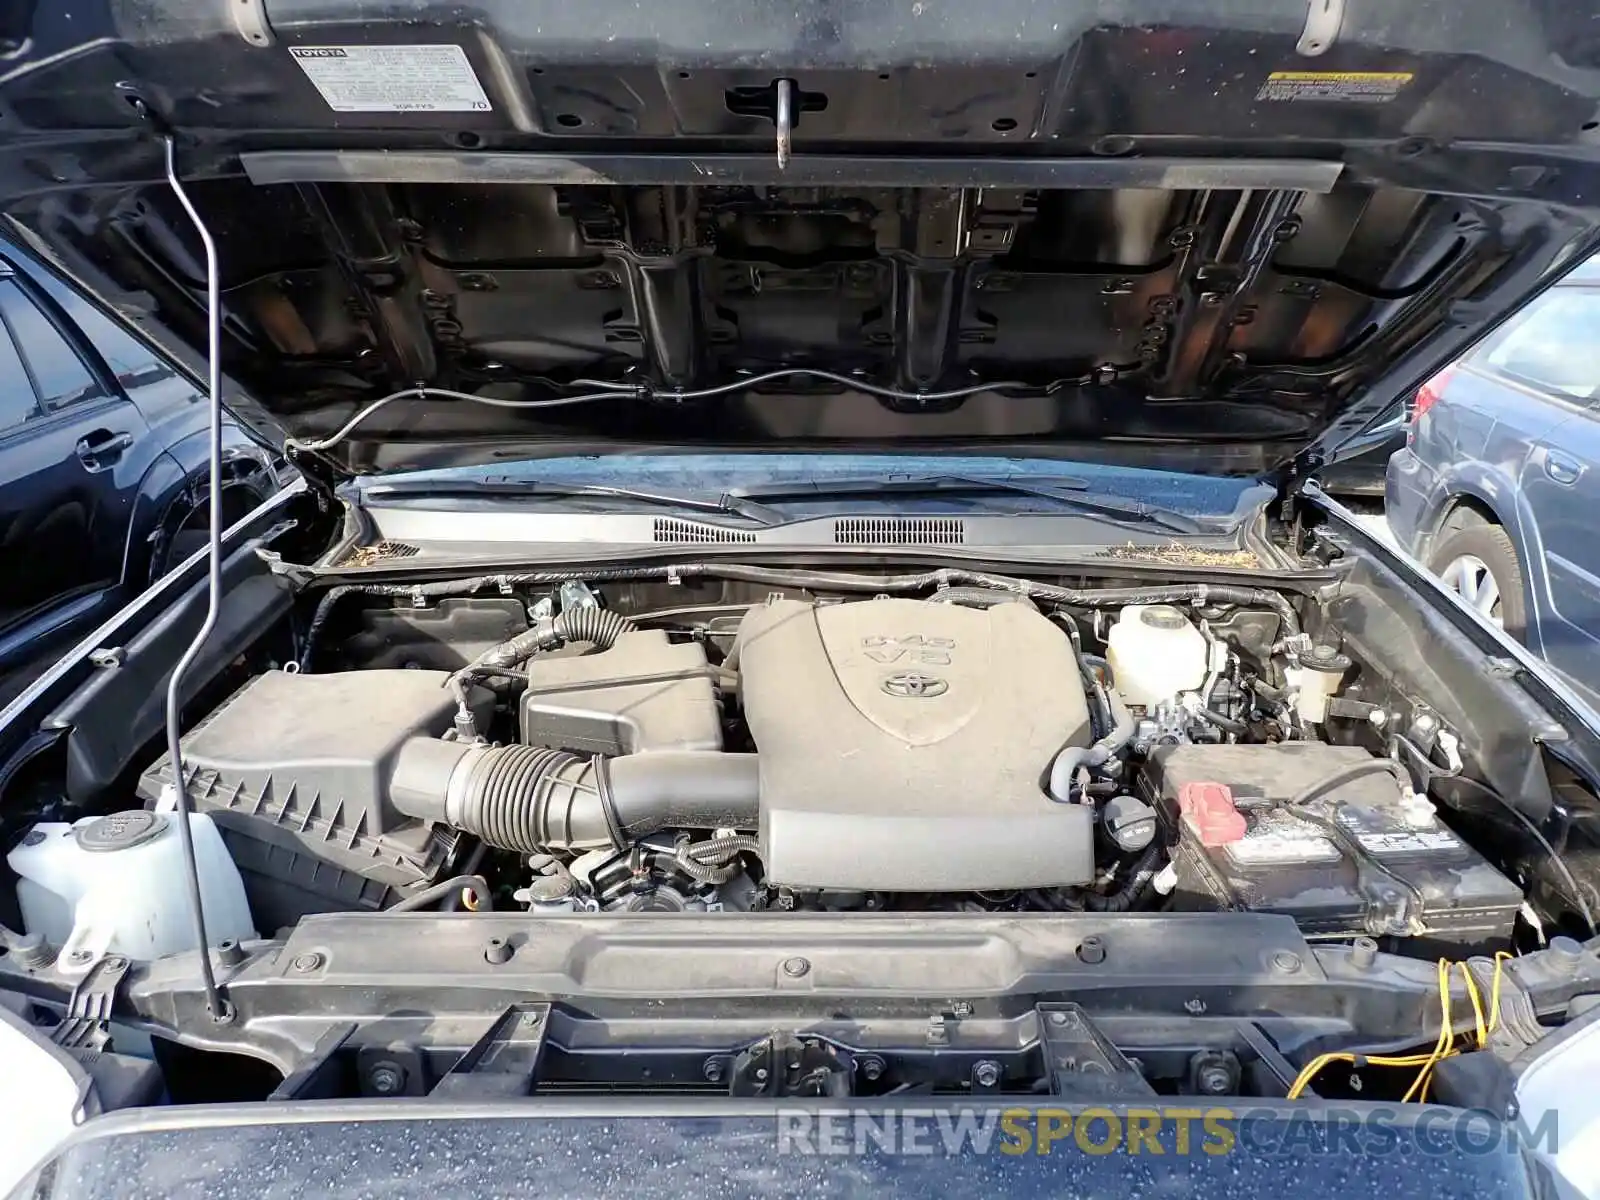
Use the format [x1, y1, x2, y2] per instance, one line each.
[474, 607, 638, 671]
[388, 741, 760, 856]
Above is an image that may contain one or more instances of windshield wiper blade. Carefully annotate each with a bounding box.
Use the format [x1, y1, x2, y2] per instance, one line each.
[360, 478, 786, 526]
[729, 474, 1203, 534]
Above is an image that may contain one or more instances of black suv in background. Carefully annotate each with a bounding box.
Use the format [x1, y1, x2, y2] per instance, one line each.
[0, 239, 282, 707]
[1387, 256, 1600, 699]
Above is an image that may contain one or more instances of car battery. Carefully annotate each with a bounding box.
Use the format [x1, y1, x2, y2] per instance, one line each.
[1139, 743, 1522, 949]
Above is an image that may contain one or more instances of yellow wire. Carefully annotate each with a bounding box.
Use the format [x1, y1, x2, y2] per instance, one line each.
[1487, 950, 1514, 1037]
[1286, 952, 1515, 1102]
[1457, 961, 1487, 1048]
[1400, 958, 1455, 1102]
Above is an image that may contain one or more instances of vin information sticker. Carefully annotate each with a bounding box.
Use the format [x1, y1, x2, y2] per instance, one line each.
[1257, 70, 1413, 104]
[290, 45, 492, 113]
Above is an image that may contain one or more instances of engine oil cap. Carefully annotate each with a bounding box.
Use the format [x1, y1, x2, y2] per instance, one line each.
[74, 810, 168, 853]
[1176, 782, 1247, 847]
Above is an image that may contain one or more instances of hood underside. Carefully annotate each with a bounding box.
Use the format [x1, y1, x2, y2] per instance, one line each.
[5, 1, 1600, 480]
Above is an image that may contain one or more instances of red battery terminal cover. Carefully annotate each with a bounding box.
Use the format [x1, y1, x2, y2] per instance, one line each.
[1177, 781, 1247, 847]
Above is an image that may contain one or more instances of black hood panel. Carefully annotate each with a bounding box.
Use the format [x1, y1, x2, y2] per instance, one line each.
[4, 1, 1600, 479]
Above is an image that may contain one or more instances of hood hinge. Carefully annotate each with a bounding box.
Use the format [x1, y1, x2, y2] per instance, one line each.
[1270, 451, 1324, 550]
[285, 444, 345, 512]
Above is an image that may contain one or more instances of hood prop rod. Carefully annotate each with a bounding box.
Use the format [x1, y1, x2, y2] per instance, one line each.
[774, 78, 793, 171]
[157, 135, 232, 1024]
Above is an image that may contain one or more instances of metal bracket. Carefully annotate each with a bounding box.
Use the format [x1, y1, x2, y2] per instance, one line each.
[269, 1023, 357, 1100]
[774, 79, 794, 171]
[231, 0, 275, 47]
[430, 1003, 551, 1098]
[1035, 1004, 1156, 1099]
[730, 1032, 854, 1097]
[53, 955, 130, 1051]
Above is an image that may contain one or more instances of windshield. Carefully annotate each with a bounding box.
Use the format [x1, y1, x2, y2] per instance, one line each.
[359, 455, 1269, 526]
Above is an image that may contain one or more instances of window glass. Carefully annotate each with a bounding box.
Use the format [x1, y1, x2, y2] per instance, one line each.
[32, 272, 172, 390]
[0, 280, 103, 411]
[0, 315, 37, 434]
[1482, 288, 1600, 400]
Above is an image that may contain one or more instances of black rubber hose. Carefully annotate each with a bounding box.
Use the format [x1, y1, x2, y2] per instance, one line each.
[1047, 687, 1137, 802]
[1198, 708, 1248, 736]
[388, 874, 493, 913]
[444, 841, 489, 912]
[1083, 846, 1164, 912]
[473, 607, 638, 672]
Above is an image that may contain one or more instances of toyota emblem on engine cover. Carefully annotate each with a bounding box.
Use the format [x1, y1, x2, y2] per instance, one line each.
[881, 671, 948, 698]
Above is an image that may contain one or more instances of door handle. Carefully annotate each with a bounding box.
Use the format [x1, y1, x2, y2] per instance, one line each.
[1544, 449, 1585, 486]
[75, 429, 133, 471]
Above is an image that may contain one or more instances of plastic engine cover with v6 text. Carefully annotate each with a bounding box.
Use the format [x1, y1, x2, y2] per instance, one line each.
[736, 597, 1095, 890]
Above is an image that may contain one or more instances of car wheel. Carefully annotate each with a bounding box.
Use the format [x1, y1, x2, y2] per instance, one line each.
[161, 527, 210, 571]
[1427, 523, 1528, 638]
[154, 484, 265, 580]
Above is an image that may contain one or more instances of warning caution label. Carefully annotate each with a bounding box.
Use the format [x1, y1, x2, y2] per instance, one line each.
[290, 44, 493, 113]
[1256, 70, 1413, 104]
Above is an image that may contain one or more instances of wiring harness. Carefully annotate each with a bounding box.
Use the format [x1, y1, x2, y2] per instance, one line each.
[1286, 951, 1515, 1101]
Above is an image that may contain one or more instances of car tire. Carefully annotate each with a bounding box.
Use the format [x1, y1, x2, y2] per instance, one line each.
[153, 483, 266, 580]
[158, 528, 210, 576]
[1426, 523, 1528, 639]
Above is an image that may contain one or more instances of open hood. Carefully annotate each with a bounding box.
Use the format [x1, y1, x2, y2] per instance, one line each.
[4, 1, 1600, 486]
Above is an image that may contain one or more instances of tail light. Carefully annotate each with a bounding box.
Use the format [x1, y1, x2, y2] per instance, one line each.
[1407, 367, 1453, 445]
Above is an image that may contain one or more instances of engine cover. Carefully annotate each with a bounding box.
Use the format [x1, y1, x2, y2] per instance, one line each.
[736, 597, 1095, 890]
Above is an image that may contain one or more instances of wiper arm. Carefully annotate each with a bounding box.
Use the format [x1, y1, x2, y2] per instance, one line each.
[729, 474, 1203, 534]
[360, 478, 786, 526]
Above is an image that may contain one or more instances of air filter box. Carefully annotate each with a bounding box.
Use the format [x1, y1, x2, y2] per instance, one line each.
[137, 669, 489, 928]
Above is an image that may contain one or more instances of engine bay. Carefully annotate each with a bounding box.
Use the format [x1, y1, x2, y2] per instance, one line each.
[7, 529, 1600, 1119]
[16, 560, 1538, 961]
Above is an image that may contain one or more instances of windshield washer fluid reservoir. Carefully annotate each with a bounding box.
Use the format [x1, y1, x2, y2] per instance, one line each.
[1105, 604, 1208, 708]
[7, 811, 254, 972]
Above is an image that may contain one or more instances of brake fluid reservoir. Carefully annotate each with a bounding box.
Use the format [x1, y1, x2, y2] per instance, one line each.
[1105, 604, 1208, 708]
[7, 811, 254, 973]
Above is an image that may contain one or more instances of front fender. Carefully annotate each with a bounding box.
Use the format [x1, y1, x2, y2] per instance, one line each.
[1418, 457, 1522, 558]
[143, 423, 281, 581]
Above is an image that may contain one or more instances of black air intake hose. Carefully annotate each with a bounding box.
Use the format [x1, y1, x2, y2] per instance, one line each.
[474, 607, 637, 672]
[388, 740, 759, 855]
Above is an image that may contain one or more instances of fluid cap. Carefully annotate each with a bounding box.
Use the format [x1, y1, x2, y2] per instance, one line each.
[1303, 643, 1352, 675]
[524, 872, 576, 903]
[1139, 605, 1189, 630]
[1176, 781, 1247, 847]
[1101, 794, 1158, 853]
[74, 811, 168, 853]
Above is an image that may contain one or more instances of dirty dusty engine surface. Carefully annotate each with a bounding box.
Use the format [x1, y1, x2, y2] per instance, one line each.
[100, 581, 1521, 952]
